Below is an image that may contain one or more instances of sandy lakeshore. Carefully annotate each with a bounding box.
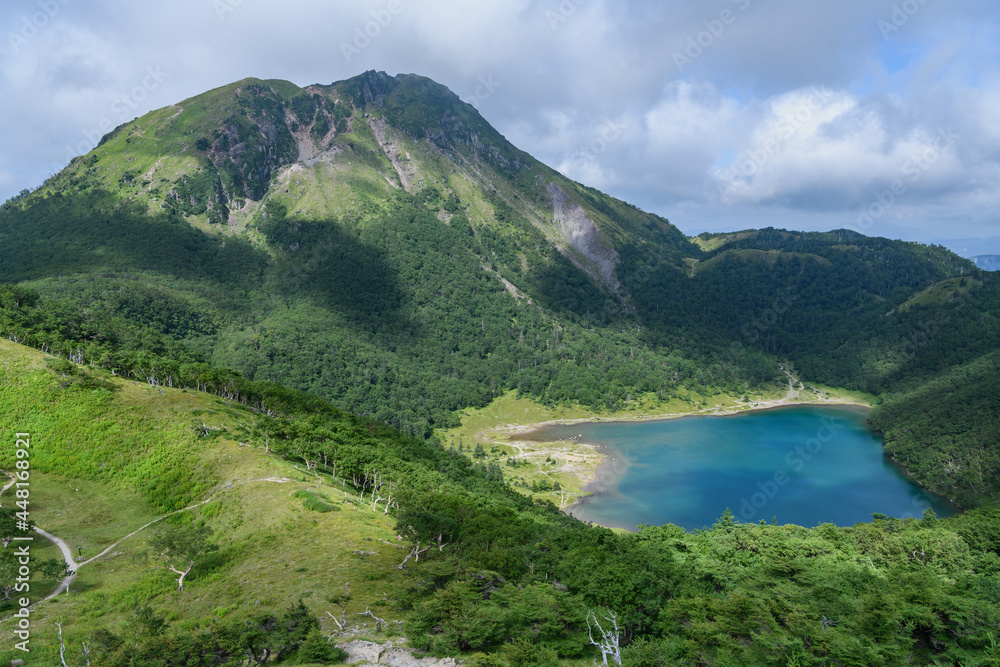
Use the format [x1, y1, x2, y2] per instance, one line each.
[489, 389, 872, 514]
[443, 366, 874, 516]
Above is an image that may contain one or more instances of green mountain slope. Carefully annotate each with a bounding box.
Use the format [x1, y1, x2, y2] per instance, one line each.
[0, 338, 407, 664]
[0, 72, 765, 441]
[0, 69, 996, 515]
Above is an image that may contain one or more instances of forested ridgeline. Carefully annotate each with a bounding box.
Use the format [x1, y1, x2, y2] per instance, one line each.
[0, 188, 777, 440]
[3, 191, 1000, 512]
[624, 228, 977, 365]
[620, 229, 1000, 510]
[870, 350, 1000, 509]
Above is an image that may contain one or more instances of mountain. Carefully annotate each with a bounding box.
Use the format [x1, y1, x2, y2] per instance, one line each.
[25, 71, 694, 286]
[1, 70, 999, 665]
[940, 236, 1000, 257]
[0, 71, 759, 441]
[971, 255, 1000, 271]
[0, 71, 996, 505]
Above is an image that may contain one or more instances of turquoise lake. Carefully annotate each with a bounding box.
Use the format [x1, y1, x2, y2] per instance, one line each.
[529, 406, 956, 531]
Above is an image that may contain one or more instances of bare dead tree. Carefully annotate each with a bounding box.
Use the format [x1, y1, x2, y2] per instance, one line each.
[381, 476, 396, 514]
[358, 608, 386, 632]
[587, 608, 622, 666]
[326, 609, 347, 632]
[150, 524, 216, 593]
[397, 525, 434, 570]
[398, 543, 431, 569]
[81, 634, 92, 667]
[364, 468, 381, 505]
[55, 616, 70, 667]
[397, 524, 451, 568]
[169, 560, 195, 592]
[352, 472, 369, 500]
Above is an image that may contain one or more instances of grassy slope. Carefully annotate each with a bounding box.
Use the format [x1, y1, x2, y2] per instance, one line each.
[0, 339, 408, 663]
[33, 72, 699, 276]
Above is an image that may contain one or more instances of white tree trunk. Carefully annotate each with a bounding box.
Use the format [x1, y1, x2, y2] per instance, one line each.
[55, 617, 70, 667]
[169, 561, 194, 591]
[587, 609, 622, 666]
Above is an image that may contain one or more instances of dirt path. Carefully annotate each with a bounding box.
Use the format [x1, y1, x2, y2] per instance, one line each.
[34, 526, 78, 599]
[0, 472, 14, 505]
[0, 472, 293, 604]
[75, 476, 292, 571]
[0, 472, 78, 600]
[778, 362, 805, 401]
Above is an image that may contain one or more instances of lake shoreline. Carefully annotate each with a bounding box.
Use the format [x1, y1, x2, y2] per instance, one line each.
[563, 440, 626, 523]
[510, 397, 872, 441]
[517, 397, 874, 528]
[524, 398, 884, 532]
[455, 387, 876, 523]
[554, 400, 962, 531]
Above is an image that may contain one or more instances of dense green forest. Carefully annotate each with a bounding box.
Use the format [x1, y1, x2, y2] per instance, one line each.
[0, 188, 777, 441]
[4, 189, 997, 510]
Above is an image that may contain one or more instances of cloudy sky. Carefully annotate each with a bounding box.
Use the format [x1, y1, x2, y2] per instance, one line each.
[2, 0, 998, 252]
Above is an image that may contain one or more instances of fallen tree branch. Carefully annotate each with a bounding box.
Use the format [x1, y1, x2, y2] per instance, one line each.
[358, 607, 386, 631]
[326, 609, 347, 631]
[377, 538, 403, 549]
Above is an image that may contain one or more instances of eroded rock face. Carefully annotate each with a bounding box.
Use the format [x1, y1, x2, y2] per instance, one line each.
[546, 182, 620, 289]
[341, 640, 462, 665]
[370, 117, 418, 191]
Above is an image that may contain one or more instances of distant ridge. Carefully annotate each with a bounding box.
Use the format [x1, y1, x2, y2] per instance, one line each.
[971, 254, 1000, 271]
